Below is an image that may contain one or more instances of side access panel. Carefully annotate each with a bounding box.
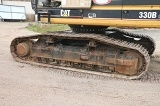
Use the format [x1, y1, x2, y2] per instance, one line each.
[61, 0, 92, 8]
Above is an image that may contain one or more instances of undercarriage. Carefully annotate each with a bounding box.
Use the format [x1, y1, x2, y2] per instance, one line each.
[10, 28, 155, 79]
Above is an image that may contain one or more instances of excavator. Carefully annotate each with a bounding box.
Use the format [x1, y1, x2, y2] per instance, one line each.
[10, 0, 160, 79]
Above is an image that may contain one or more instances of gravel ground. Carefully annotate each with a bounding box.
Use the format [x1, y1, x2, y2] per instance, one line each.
[0, 22, 160, 106]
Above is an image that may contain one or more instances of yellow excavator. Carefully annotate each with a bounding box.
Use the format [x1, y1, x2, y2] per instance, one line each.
[10, 0, 160, 79]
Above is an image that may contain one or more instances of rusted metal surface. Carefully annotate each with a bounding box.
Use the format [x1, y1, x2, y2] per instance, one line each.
[10, 29, 152, 79]
[16, 42, 30, 56]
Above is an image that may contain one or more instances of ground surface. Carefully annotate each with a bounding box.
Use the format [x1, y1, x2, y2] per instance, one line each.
[0, 22, 160, 106]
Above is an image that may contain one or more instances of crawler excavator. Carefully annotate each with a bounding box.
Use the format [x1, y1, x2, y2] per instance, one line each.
[10, 0, 160, 79]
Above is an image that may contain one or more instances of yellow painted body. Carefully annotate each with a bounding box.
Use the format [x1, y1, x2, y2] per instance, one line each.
[40, 5, 160, 28]
[41, 18, 160, 28]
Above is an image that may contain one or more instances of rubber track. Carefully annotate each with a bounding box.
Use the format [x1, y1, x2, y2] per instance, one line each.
[10, 31, 150, 80]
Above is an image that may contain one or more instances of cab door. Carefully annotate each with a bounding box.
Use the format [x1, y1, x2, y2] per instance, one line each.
[122, 0, 160, 20]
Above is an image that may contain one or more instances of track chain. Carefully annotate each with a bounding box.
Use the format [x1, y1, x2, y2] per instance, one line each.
[106, 28, 156, 55]
[10, 30, 151, 80]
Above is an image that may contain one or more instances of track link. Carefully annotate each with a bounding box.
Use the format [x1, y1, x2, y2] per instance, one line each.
[10, 29, 151, 80]
[106, 28, 156, 55]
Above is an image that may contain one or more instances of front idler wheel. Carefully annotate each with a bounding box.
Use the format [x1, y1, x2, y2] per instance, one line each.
[16, 42, 30, 57]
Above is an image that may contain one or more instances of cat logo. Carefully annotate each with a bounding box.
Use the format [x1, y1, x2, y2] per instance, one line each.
[60, 10, 70, 17]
